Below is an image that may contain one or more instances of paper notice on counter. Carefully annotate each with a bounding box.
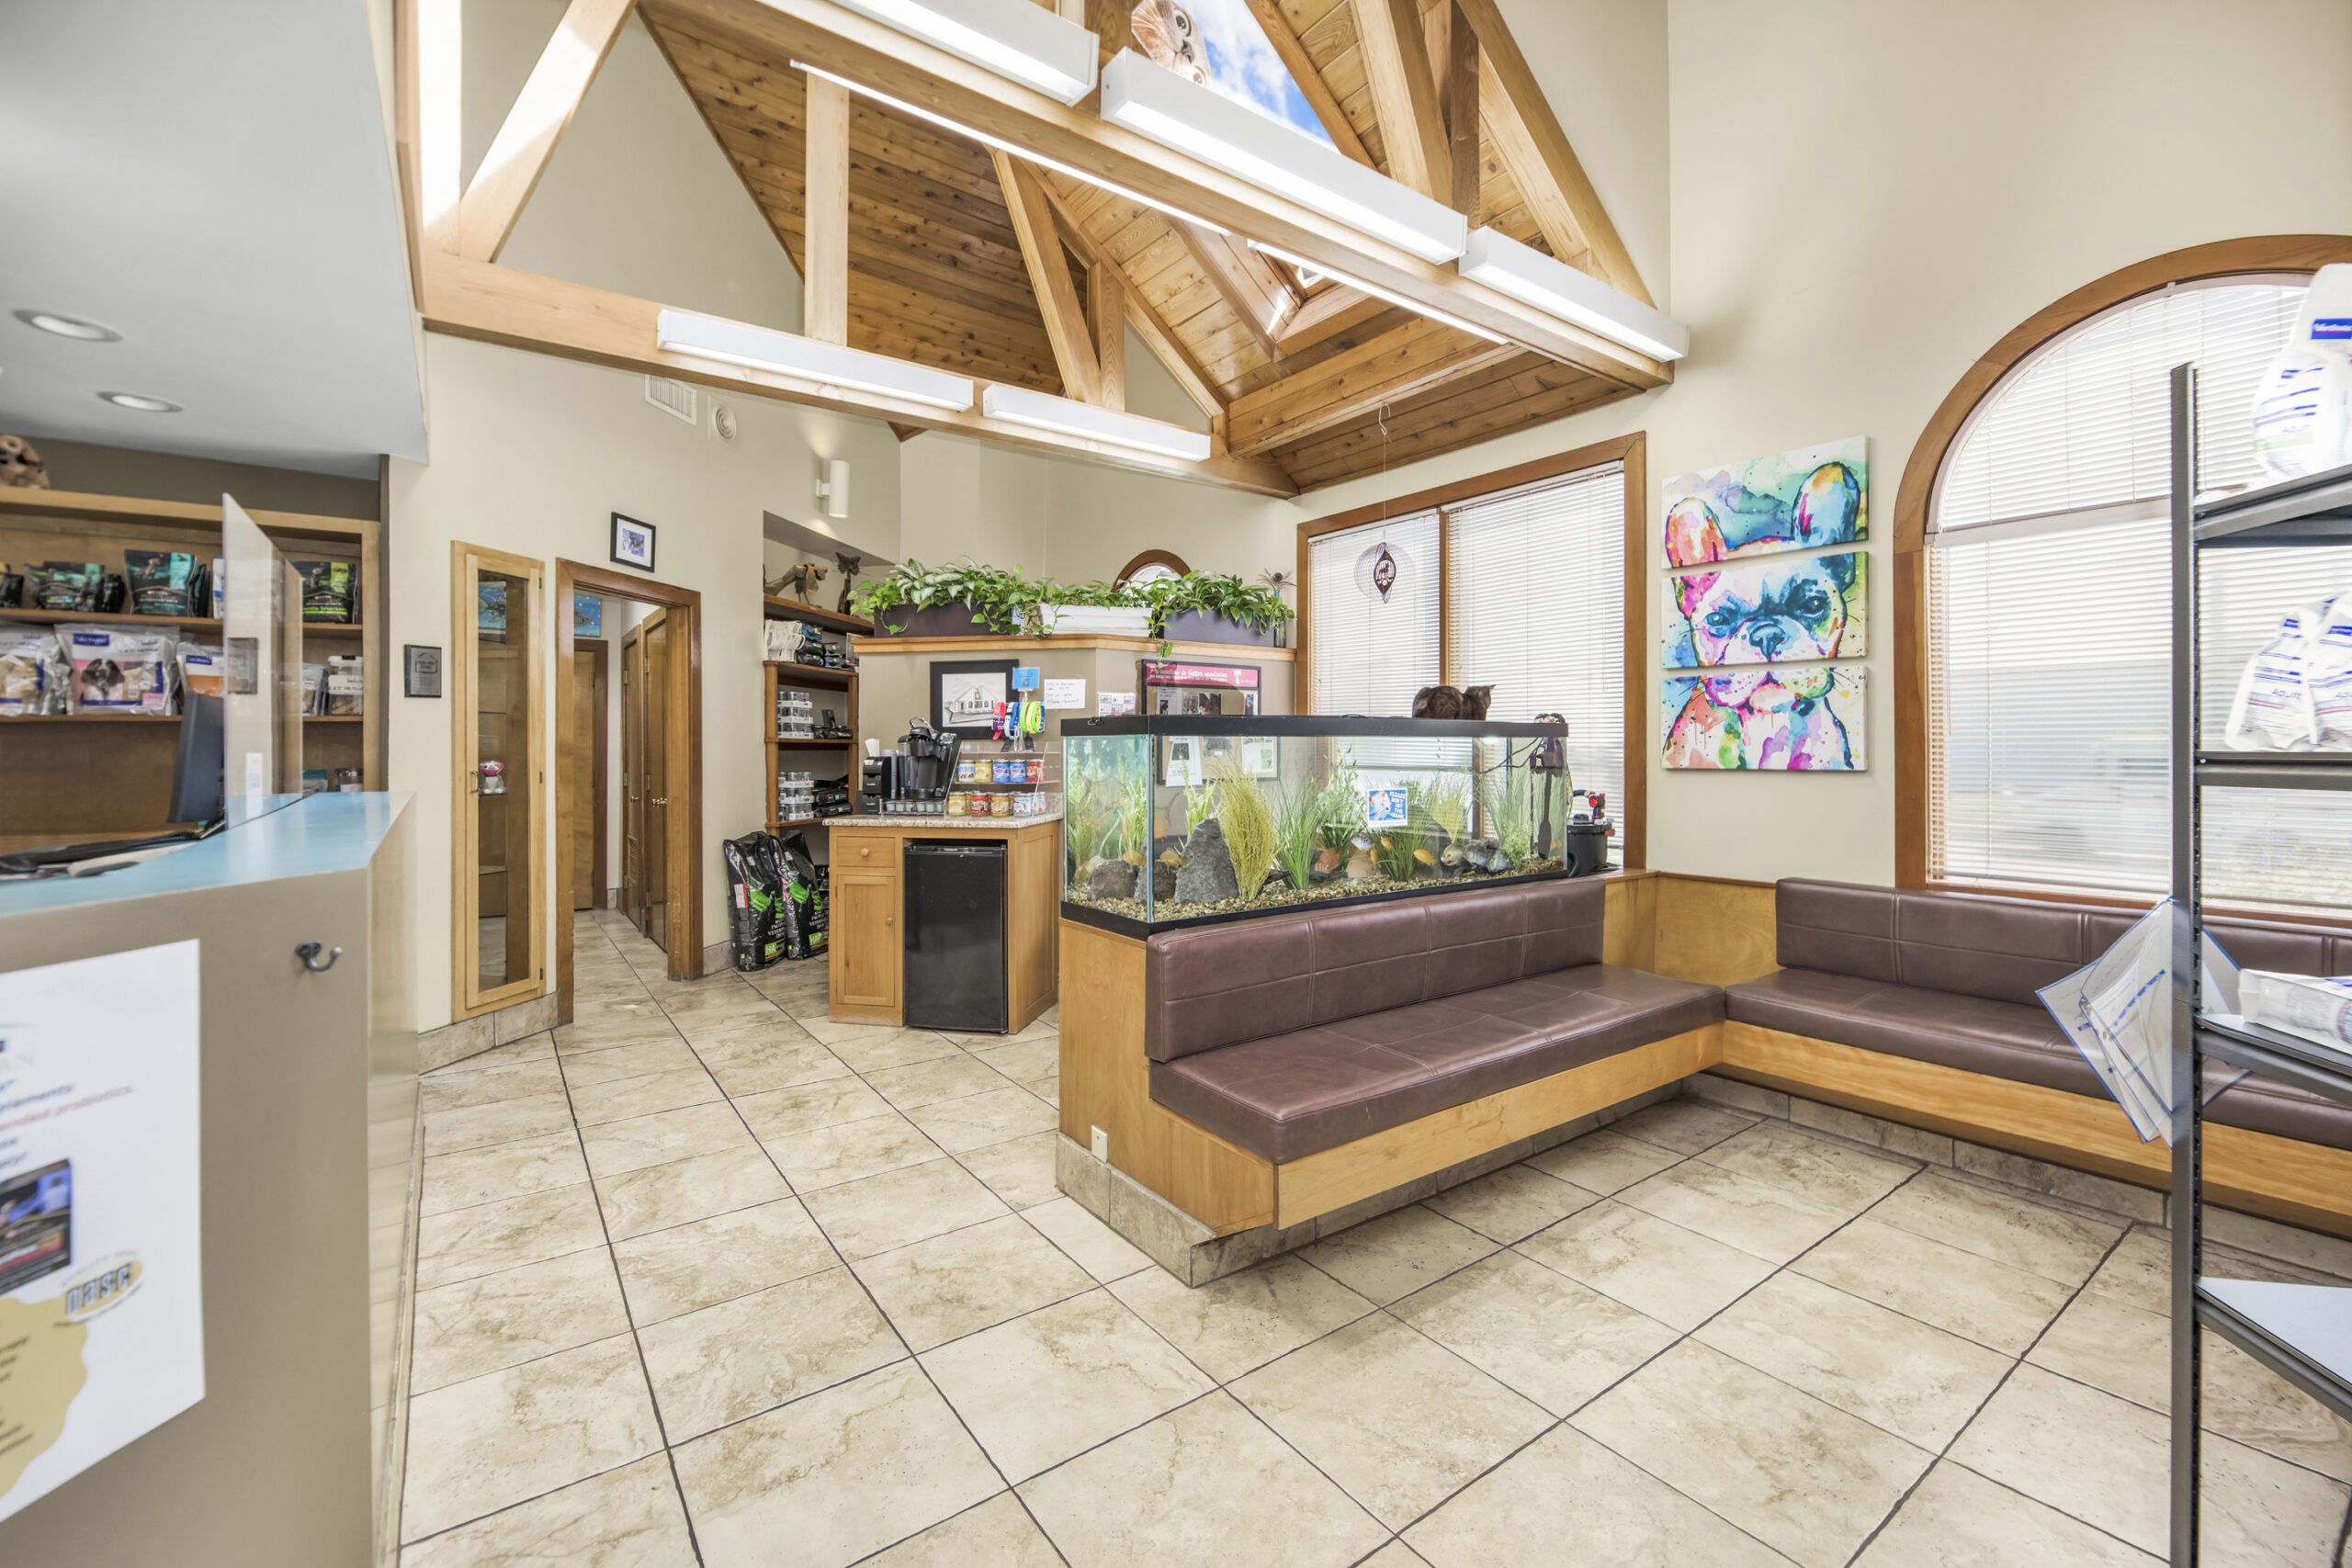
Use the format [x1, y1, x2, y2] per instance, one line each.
[1097, 692, 1136, 716]
[1042, 678, 1087, 710]
[0, 942, 205, 1525]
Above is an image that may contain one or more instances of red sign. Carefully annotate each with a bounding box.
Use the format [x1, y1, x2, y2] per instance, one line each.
[1141, 660, 1259, 690]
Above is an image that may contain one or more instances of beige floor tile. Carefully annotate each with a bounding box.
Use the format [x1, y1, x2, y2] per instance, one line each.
[802, 1157, 1012, 1261]
[401, 1336, 662, 1543]
[762, 1112, 944, 1192]
[416, 1182, 606, 1292]
[2199, 1427, 2352, 1567]
[1424, 1164, 1600, 1243]
[1406, 1423, 1797, 1568]
[863, 1493, 1061, 1567]
[1611, 1099, 1758, 1155]
[398, 1452, 695, 1568]
[969, 1036, 1060, 1084]
[1110, 1255, 1375, 1382]
[1853, 1461, 2158, 1568]
[866, 1053, 1017, 1110]
[1792, 1217, 2073, 1356]
[1575, 1341, 1930, 1568]
[906, 1085, 1058, 1154]
[638, 1266, 903, 1440]
[423, 1132, 591, 1217]
[611, 1198, 835, 1324]
[1363, 1543, 1434, 1567]
[798, 1020, 962, 1069]
[694, 1033, 849, 1098]
[1697, 1121, 1917, 1212]
[1869, 1170, 2120, 1287]
[594, 1144, 792, 1242]
[732, 1077, 893, 1139]
[421, 1057, 568, 1113]
[1023, 1197, 1154, 1281]
[1301, 1206, 1499, 1306]
[672, 1362, 1001, 1568]
[922, 1289, 1215, 1480]
[1525, 1128, 1683, 1194]
[854, 1213, 1094, 1351]
[1232, 1313, 1550, 1528]
[1950, 1364, 2168, 1553]
[1018, 1392, 1386, 1568]
[579, 1102, 753, 1179]
[427, 1034, 559, 1077]
[1393, 1248, 1677, 1417]
[1023, 1074, 1059, 1109]
[567, 1066, 724, 1128]
[1619, 1160, 1854, 1262]
[956, 1130, 1062, 1210]
[1519, 1200, 1774, 1332]
[1695, 1272, 2011, 1450]
[557, 1039, 705, 1089]
[647, 987, 780, 1028]
[413, 1247, 633, 1393]
[424, 1092, 579, 1157]
[555, 1005, 683, 1054]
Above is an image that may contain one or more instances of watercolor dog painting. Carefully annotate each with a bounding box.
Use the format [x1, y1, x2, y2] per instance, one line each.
[1662, 435, 1867, 563]
[1665, 667, 1866, 771]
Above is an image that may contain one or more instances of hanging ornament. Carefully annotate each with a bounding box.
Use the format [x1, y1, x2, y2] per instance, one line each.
[1355, 539, 1408, 604]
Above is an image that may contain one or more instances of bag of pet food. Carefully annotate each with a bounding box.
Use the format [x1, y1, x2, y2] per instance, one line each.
[0, 622, 66, 716]
[775, 830, 829, 960]
[294, 559, 358, 624]
[2254, 265, 2352, 482]
[28, 561, 103, 613]
[124, 549, 206, 617]
[2306, 591, 2352, 750]
[724, 831, 789, 972]
[176, 641, 226, 699]
[326, 654, 363, 716]
[2226, 604, 2326, 750]
[299, 661, 327, 716]
[60, 624, 179, 715]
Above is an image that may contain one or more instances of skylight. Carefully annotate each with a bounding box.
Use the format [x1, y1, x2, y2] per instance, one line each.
[1136, 0, 1336, 148]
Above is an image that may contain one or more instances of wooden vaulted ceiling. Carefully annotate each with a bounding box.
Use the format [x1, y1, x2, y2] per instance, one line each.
[632, 0, 1657, 491]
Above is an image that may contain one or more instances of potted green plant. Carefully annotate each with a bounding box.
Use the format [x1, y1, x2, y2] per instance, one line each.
[853, 561, 1294, 648]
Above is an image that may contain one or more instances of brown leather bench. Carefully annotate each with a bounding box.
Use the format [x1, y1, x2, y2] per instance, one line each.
[1717, 880, 2352, 1229]
[1146, 880, 1723, 1163]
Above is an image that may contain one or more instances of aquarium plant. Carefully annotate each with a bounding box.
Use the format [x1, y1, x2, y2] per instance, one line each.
[1209, 754, 1277, 897]
[1270, 777, 1322, 891]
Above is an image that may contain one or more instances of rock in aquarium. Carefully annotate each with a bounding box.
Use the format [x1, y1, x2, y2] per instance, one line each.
[1173, 818, 1238, 903]
[1090, 859, 1140, 901]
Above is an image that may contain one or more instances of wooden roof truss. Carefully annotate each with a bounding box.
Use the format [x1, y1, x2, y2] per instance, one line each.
[394, 0, 1666, 494]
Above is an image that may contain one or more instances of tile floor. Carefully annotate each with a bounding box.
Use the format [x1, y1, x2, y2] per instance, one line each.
[398, 909, 2352, 1567]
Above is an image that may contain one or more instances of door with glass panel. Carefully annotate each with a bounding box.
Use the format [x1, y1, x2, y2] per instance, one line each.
[454, 544, 546, 1017]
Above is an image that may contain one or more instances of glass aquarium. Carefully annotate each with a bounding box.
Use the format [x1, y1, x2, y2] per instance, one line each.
[1060, 716, 1574, 931]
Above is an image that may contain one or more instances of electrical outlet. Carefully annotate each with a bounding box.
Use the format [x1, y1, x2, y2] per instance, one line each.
[1090, 1125, 1109, 1162]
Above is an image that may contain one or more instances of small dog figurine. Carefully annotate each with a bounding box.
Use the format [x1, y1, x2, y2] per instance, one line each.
[1410, 684, 1493, 719]
[764, 561, 827, 601]
[834, 552, 863, 615]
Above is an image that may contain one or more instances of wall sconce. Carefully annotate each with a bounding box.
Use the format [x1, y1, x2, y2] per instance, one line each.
[817, 457, 850, 518]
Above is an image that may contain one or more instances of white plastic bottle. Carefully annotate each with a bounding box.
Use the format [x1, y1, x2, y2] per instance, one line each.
[2252, 263, 2352, 481]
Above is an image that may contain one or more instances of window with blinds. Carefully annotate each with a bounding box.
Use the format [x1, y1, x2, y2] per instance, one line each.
[1928, 276, 2352, 908]
[1306, 462, 1628, 850]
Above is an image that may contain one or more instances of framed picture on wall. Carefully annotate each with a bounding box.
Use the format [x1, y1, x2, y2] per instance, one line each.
[932, 660, 1015, 739]
[610, 513, 656, 572]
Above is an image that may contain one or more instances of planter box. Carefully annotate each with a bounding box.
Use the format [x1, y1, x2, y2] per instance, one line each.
[1163, 608, 1280, 648]
[869, 602, 998, 637]
[1043, 604, 1153, 636]
[867, 601, 1285, 646]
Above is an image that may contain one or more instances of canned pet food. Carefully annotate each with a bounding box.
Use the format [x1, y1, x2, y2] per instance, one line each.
[990, 792, 1012, 817]
[947, 792, 967, 817]
[956, 760, 976, 783]
[1027, 760, 1044, 783]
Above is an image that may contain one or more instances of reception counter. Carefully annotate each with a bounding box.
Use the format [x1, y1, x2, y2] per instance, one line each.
[0, 794, 415, 1568]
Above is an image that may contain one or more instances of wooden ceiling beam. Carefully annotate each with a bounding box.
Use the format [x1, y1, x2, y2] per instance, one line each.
[1273, 288, 1396, 355]
[418, 252, 1297, 493]
[1224, 316, 1517, 457]
[1035, 177, 1227, 418]
[1182, 221, 1296, 356]
[457, 0, 636, 261]
[1353, 0, 1451, 205]
[1458, 0, 1651, 305]
[1429, 2, 1478, 218]
[1089, 262, 1126, 411]
[993, 151, 1103, 404]
[803, 70, 851, 344]
[1242, 0, 1374, 167]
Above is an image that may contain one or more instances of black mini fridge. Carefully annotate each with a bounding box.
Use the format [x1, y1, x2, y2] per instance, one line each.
[902, 840, 1008, 1032]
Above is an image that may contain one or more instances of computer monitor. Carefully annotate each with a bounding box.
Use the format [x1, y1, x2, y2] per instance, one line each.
[168, 694, 225, 826]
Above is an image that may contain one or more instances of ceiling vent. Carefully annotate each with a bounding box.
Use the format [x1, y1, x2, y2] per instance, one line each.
[644, 376, 697, 425]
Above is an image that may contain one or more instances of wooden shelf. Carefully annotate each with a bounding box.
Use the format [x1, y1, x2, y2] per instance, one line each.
[301, 622, 364, 638]
[305, 715, 365, 724]
[764, 661, 856, 688]
[767, 816, 854, 830]
[771, 735, 855, 747]
[0, 713, 180, 724]
[3, 607, 221, 629]
[763, 595, 874, 637]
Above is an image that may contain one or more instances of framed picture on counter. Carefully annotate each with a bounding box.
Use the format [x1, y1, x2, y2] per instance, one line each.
[932, 660, 1015, 739]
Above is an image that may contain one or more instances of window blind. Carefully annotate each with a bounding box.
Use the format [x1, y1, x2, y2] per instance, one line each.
[1308, 510, 1441, 717]
[1928, 277, 2352, 909]
[1444, 463, 1627, 849]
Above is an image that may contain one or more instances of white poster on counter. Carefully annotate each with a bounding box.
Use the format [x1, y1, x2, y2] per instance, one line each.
[1041, 678, 1087, 710]
[0, 941, 204, 1524]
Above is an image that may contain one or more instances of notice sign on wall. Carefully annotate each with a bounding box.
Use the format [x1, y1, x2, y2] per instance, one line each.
[0, 942, 204, 1524]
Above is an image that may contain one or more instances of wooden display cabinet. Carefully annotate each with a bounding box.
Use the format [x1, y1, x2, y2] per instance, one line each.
[762, 592, 868, 840]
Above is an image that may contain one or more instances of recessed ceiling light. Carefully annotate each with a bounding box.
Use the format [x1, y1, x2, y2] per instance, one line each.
[98, 391, 181, 413]
[16, 310, 120, 343]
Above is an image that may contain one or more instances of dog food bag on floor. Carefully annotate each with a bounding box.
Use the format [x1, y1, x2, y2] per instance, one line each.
[775, 830, 829, 961]
[176, 641, 226, 699]
[2226, 604, 2327, 750]
[725, 831, 789, 971]
[0, 622, 66, 715]
[59, 623, 179, 714]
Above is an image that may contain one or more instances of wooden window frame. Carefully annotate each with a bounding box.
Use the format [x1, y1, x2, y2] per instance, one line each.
[1895, 234, 2352, 902]
[1295, 432, 1647, 870]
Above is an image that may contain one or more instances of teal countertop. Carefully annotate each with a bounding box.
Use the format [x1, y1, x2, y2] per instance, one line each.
[0, 793, 412, 914]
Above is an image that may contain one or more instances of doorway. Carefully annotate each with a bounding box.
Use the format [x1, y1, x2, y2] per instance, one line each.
[554, 560, 703, 1023]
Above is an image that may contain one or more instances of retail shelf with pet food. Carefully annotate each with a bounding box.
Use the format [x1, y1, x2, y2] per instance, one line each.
[1, 607, 226, 630]
[763, 660, 859, 861]
[763, 594, 875, 637]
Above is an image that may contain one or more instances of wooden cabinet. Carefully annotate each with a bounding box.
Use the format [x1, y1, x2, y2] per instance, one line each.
[823, 819, 1058, 1030]
[829, 865, 902, 1019]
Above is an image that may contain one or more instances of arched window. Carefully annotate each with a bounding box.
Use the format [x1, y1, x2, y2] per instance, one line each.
[1909, 244, 2352, 908]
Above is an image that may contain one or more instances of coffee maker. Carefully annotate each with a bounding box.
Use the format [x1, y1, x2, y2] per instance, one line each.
[858, 720, 962, 815]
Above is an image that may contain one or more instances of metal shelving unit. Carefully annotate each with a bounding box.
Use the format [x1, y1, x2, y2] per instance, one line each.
[2169, 366, 2352, 1565]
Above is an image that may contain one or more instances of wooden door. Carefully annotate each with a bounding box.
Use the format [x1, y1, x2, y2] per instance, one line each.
[453, 544, 544, 1018]
[642, 610, 670, 947]
[570, 642, 606, 910]
[620, 626, 644, 929]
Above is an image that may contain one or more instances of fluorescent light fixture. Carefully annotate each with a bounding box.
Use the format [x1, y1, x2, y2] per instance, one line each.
[1458, 228, 1689, 362]
[792, 61, 1227, 236]
[829, 0, 1096, 105]
[656, 309, 974, 412]
[16, 309, 119, 342]
[1100, 51, 1467, 265]
[981, 385, 1212, 461]
[98, 390, 181, 412]
[1246, 240, 1505, 344]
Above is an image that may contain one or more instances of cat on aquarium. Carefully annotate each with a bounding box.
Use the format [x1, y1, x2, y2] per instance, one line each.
[1411, 684, 1492, 720]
